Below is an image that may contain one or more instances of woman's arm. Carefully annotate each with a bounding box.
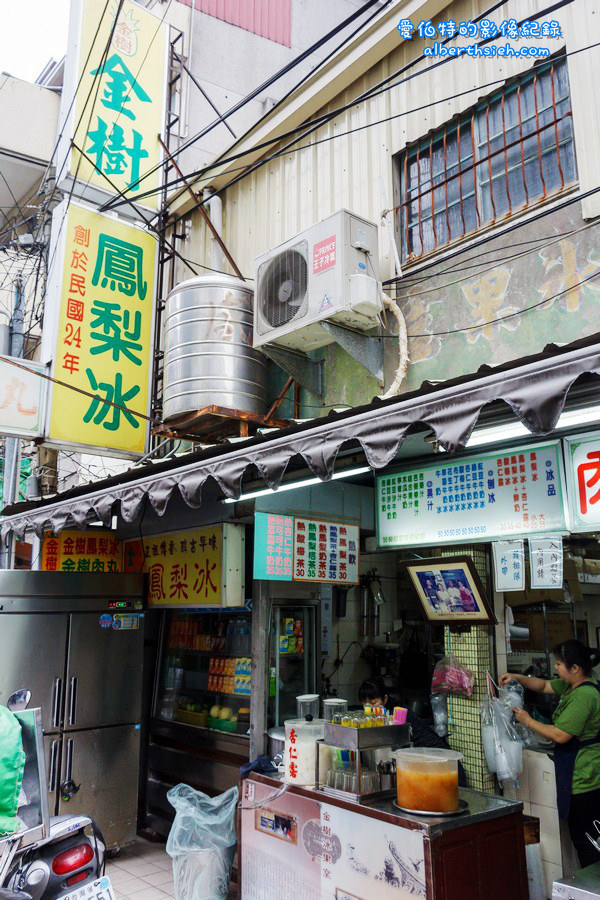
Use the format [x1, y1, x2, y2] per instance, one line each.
[499, 672, 555, 694]
[513, 706, 572, 744]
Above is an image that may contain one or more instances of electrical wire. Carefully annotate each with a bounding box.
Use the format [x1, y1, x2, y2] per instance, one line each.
[0, 354, 160, 425]
[103, 0, 579, 211]
[391, 216, 600, 303]
[403, 267, 600, 338]
[385, 182, 600, 286]
[101, 0, 394, 203]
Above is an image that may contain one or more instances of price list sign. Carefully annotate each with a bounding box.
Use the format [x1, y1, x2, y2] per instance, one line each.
[294, 518, 359, 584]
[253, 513, 359, 584]
[377, 441, 567, 548]
[253, 512, 294, 581]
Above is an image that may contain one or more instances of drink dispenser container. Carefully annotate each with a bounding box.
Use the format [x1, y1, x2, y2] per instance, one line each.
[296, 694, 320, 719]
[284, 718, 325, 787]
[395, 748, 462, 813]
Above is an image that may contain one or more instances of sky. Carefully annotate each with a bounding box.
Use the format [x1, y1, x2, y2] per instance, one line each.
[1, 0, 71, 82]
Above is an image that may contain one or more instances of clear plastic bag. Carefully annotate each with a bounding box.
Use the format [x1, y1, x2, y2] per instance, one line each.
[166, 784, 238, 900]
[430, 692, 449, 737]
[499, 679, 524, 710]
[431, 653, 474, 697]
[481, 697, 523, 786]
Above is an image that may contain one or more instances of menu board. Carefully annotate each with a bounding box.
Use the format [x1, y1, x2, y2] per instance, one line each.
[253, 513, 359, 584]
[377, 441, 567, 548]
[293, 518, 359, 584]
[254, 512, 294, 580]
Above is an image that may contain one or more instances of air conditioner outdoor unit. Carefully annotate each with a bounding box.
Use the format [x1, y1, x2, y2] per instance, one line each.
[253, 209, 382, 351]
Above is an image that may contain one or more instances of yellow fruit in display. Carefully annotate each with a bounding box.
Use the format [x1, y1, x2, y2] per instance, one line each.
[210, 705, 221, 718]
[219, 707, 233, 720]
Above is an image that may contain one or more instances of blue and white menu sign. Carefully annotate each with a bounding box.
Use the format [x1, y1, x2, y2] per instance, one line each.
[376, 441, 567, 548]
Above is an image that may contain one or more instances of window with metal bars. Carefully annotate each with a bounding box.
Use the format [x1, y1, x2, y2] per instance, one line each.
[397, 54, 577, 262]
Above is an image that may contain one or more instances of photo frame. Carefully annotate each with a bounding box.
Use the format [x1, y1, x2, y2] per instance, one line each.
[405, 556, 497, 624]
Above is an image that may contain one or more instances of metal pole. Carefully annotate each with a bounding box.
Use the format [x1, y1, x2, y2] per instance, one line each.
[1, 275, 25, 568]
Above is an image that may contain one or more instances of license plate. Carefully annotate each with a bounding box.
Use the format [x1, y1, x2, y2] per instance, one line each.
[59, 875, 115, 900]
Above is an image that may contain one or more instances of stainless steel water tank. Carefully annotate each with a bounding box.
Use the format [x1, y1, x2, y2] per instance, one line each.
[162, 274, 267, 421]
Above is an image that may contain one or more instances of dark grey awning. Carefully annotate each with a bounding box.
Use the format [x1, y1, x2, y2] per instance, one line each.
[3, 339, 600, 539]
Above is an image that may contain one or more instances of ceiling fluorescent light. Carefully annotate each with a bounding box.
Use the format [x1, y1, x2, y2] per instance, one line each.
[224, 465, 371, 504]
[465, 405, 600, 449]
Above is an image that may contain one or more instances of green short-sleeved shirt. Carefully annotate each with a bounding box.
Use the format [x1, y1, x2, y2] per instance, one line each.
[551, 678, 600, 794]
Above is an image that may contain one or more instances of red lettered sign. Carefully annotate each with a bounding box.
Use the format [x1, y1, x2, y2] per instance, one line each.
[312, 235, 336, 274]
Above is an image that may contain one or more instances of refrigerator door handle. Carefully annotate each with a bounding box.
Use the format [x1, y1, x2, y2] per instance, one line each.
[48, 740, 59, 793]
[52, 677, 62, 728]
[66, 738, 73, 781]
[60, 738, 81, 802]
[68, 676, 78, 726]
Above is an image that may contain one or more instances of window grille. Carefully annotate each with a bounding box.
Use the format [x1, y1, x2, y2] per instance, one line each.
[397, 55, 577, 262]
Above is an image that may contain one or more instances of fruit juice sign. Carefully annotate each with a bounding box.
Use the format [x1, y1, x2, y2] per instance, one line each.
[59, 0, 167, 209]
[45, 201, 156, 456]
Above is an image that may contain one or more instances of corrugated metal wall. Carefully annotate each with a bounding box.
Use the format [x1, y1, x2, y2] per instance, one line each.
[181, 0, 600, 285]
[176, 0, 292, 46]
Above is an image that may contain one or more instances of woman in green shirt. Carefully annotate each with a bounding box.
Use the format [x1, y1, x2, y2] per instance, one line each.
[501, 640, 600, 869]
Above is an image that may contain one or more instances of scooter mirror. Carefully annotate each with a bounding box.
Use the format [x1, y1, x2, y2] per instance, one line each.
[7, 689, 31, 712]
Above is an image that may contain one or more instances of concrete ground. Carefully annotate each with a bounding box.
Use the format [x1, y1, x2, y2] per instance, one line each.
[106, 838, 237, 899]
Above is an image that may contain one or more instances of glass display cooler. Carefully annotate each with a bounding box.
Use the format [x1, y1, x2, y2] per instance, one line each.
[144, 608, 252, 837]
[143, 589, 321, 837]
[155, 610, 252, 736]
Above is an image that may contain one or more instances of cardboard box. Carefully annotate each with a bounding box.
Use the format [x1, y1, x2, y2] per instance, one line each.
[511, 611, 573, 652]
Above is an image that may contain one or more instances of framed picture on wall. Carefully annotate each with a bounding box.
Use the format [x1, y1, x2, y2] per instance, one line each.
[405, 556, 497, 624]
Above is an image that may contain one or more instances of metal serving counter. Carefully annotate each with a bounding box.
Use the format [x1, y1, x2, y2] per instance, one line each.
[365, 786, 526, 834]
[239, 773, 528, 900]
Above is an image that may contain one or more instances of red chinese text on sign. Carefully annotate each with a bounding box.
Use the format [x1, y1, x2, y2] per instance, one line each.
[312, 235, 336, 275]
[577, 450, 600, 515]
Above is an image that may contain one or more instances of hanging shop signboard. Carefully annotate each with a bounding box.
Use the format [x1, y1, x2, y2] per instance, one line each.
[41, 529, 122, 572]
[492, 540, 525, 592]
[58, 0, 167, 212]
[376, 441, 567, 548]
[529, 534, 564, 589]
[123, 524, 245, 607]
[253, 512, 359, 584]
[0, 357, 47, 439]
[563, 431, 600, 532]
[43, 201, 156, 457]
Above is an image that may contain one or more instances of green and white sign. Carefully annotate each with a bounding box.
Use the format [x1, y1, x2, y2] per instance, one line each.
[376, 441, 568, 548]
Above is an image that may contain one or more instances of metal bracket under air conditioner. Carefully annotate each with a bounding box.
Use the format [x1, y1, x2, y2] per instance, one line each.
[320, 321, 384, 385]
[260, 346, 324, 401]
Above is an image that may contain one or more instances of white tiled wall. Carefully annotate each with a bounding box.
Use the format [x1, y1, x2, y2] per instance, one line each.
[321, 551, 398, 705]
[503, 749, 564, 897]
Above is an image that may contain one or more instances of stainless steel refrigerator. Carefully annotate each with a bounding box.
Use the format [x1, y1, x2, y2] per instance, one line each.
[0, 572, 145, 849]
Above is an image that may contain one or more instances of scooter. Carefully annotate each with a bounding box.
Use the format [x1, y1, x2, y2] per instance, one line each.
[1, 692, 109, 900]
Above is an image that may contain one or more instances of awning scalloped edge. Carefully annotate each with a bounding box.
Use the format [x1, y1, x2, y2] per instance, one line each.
[3, 342, 599, 540]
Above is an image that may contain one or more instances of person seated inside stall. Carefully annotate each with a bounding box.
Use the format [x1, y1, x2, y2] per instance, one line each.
[358, 676, 467, 786]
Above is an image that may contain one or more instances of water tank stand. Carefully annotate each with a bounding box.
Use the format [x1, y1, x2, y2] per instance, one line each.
[319, 321, 384, 385]
[261, 346, 324, 402]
